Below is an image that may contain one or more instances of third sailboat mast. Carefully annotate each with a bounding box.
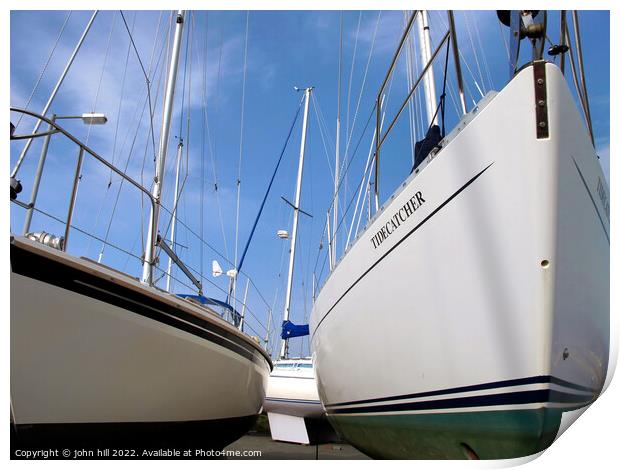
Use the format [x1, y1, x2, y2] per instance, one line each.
[280, 86, 313, 359]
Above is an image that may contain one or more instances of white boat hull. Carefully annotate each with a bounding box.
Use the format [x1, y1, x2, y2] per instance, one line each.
[263, 359, 333, 444]
[310, 62, 609, 459]
[10, 237, 271, 452]
[264, 363, 323, 419]
[263, 358, 339, 444]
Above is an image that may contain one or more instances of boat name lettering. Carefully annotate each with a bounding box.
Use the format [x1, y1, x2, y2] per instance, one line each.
[370, 191, 425, 249]
[596, 177, 610, 220]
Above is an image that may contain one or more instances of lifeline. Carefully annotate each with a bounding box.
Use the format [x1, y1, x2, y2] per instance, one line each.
[370, 191, 425, 249]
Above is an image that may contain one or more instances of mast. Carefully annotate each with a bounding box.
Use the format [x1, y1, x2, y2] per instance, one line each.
[280, 86, 312, 359]
[447, 11, 467, 115]
[327, 211, 333, 271]
[165, 139, 184, 292]
[416, 10, 438, 127]
[142, 10, 186, 285]
[333, 12, 343, 270]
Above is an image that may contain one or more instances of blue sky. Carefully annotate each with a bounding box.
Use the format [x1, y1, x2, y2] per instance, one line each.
[9, 10, 610, 358]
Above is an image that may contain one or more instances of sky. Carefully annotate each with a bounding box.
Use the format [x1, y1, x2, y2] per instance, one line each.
[9, 10, 611, 359]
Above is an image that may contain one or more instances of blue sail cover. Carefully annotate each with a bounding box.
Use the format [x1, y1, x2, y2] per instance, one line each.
[281, 320, 309, 339]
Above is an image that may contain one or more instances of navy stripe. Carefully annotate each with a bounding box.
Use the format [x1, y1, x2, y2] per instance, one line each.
[313, 162, 494, 338]
[265, 398, 322, 404]
[11, 242, 272, 368]
[328, 389, 593, 415]
[549, 376, 598, 394]
[326, 375, 597, 408]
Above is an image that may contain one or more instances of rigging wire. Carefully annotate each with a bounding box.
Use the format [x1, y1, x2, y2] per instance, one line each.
[161, 10, 193, 291]
[472, 12, 495, 90]
[139, 11, 170, 255]
[227, 96, 303, 340]
[14, 11, 73, 130]
[342, 11, 381, 162]
[120, 10, 158, 163]
[346, 74, 393, 248]
[426, 13, 461, 121]
[340, 11, 363, 236]
[338, 11, 382, 243]
[311, 100, 376, 276]
[346, 96, 384, 248]
[234, 96, 304, 276]
[11, 11, 99, 179]
[463, 11, 487, 94]
[314, 94, 336, 153]
[314, 61, 396, 282]
[425, 11, 461, 127]
[177, 13, 191, 140]
[296, 227, 309, 356]
[332, 9, 343, 269]
[197, 14, 227, 270]
[97, 81, 156, 263]
[311, 94, 335, 182]
[29, 205, 144, 265]
[149, 203, 273, 332]
[426, 12, 461, 118]
[199, 11, 209, 284]
[96, 12, 167, 261]
[150, 258, 269, 336]
[156, 200, 260, 304]
[233, 11, 250, 302]
[108, 13, 138, 175]
[433, 12, 484, 102]
[345, 11, 363, 152]
[403, 11, 417, 166]
[182, 13, 196, 262]
[269, 206, 294, 355]
[86, 11, 117, 145]
[83, 11, 121, 254]
[90, 11, 136, 259]
[157, 13, 195, 273]
[75, 11, 122, 219]
[212, 23, 230, 261]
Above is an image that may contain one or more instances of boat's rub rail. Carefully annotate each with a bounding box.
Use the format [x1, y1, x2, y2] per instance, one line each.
[80, 256, 140, 282]
[11, 236, 272, 366]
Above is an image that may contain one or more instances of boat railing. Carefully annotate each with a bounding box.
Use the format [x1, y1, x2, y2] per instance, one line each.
[10, 107, 274, 349]
[153, 259, 275, 350]
[10, 107, 157, 255]
[374, 11, 467, 210]
[311, 11, 471, 293]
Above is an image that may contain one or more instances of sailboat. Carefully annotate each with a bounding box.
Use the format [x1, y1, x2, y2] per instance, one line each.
[262, 88, 334, 445]
[10, 10, 272, 454]
[310, 10, 609, 459]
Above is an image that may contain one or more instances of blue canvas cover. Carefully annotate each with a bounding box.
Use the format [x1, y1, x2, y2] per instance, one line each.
[281, 320, 309, 339]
